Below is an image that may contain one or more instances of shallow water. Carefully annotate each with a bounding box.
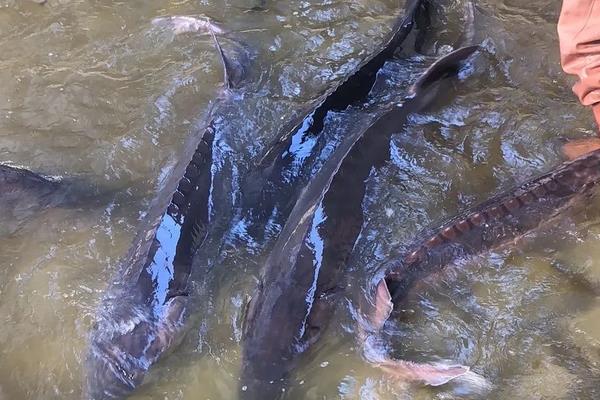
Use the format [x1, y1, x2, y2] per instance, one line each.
[1, 0, 600, 399]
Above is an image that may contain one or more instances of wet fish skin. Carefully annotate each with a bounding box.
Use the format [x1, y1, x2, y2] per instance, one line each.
[238, 3, 426, 396]
[87, 294, 188, 399]
[383, 148, 600, 304]
[86, 124, 215, 400]
[358, 149, 600, 387]
[0, 164, 61, 207]
[248, 0, 423, 176]
[86, 13, 257, 397]
[239, 43, 479, 400]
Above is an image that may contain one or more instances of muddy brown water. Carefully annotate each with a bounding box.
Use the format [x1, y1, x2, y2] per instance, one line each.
[1, 0, 599, 399]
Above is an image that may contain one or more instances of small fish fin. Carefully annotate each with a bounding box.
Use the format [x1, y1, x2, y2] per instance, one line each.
[378, 359, 469, 386]
[208, 30, 248, 90]
[369, 279, 393, 331]
[409, 45, 480, 97]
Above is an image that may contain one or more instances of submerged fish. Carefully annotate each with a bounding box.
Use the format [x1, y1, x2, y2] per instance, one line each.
[240, 45, 479, 398]
[86, 125, 216, 399]
[0, 164, 82, 235]
[361, 147, 600, 386]
[86, 18, 249, 399]
[87, 3, 431, 397]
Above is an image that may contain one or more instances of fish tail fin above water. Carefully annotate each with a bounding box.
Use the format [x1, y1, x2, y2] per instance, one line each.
[208, 28, 243, 91]
[151, 16, 249, 90]
[409, 45, 480, 98]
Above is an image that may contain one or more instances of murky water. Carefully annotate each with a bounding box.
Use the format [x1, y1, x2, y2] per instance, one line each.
[1, 0, 599, 399]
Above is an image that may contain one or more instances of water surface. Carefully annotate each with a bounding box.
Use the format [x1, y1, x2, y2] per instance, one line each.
[1, 0, 599, 399]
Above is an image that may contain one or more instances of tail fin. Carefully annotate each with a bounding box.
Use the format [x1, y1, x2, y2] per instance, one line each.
[152, 16, 248, 90]
[378, 359, 469, 386]
[409, 45, 480, 97]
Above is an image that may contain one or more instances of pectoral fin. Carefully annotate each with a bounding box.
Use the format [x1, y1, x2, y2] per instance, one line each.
[367, 280, 473, 387]
[378, 359, 469, 386]
[369, 279, 393, 331]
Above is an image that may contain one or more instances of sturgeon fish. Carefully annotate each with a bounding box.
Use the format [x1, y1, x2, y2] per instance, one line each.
[86, 4, 425, 395]
[240, 45, 479, 399]
[86, 124, 216, 399]
[361, 147, 600, 386]
[85, 3, 454, 397]
[0, 164, 91, 236]
[86, 19, 248, 399]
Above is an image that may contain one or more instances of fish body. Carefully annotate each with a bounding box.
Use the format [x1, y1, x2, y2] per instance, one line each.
[86, 123, 216, 399]
[0, 164, 61, 211]
[239, 2, 424, 395]
[363, 148, 600, 387]
[85, 14, 256, 398]
[385, 148, 600, 302]
[0, 164, 77, 235]
[240, 43, 479, 398]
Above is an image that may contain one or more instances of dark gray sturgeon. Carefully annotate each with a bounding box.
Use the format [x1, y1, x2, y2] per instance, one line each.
[86, 123, 216, 399]
[86, 2, 436, 396]
[240, 45, 479, 399]
[85, 18, 247, 399]
[360, 148, 600, 386]
[85, 6, 427, 397]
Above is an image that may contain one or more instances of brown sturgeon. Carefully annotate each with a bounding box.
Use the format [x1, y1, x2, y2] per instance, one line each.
[361, 147, 600, 386]
[240, 45, 479, 399]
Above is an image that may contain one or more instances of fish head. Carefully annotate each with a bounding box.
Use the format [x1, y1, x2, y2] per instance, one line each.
[239, 328, 295, 399]
[86, 294, 188, 399]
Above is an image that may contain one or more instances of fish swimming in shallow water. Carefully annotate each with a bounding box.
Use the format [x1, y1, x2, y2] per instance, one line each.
[360, 147, 600, 386]
[240, 44, 480, 399]
[86, 124, 216, 399]
[86, 17, 249, 399]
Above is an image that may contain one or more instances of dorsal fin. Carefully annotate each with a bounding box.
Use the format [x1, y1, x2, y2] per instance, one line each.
[209, 29, 236, 90]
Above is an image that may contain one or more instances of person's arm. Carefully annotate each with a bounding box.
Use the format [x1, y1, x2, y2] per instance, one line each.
[558, 0, 600, 158]
[559, 0, 600, 129]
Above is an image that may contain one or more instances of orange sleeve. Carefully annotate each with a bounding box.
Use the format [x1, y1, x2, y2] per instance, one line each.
[558, 0, 600, 110]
